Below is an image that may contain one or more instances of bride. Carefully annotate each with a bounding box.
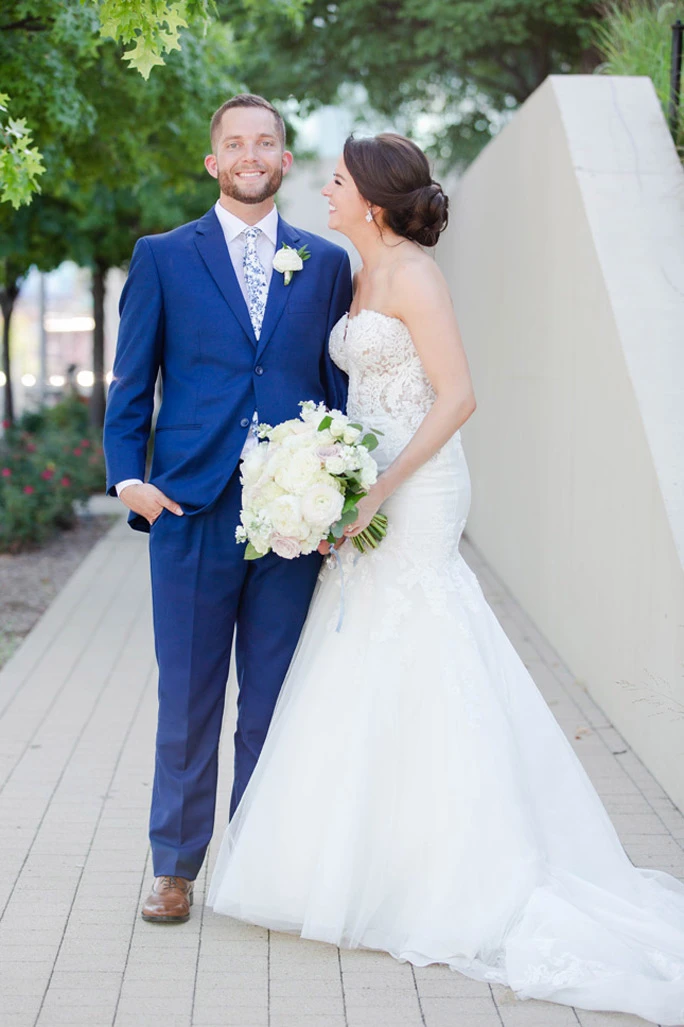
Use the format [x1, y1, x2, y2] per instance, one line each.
[208, 132, 684, 1025]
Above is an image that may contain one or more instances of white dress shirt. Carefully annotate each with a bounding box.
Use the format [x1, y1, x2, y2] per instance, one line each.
[116, 202, 279, 496]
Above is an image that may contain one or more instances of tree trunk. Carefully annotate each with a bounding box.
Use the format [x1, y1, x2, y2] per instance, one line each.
[0, 284, 19, 426]
[90, 261, 107, 429]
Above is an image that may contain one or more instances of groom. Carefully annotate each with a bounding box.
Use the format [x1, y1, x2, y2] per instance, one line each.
[103, 94, 352, 923]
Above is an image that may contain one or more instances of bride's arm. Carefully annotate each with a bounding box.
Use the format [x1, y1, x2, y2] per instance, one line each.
[346, 260, 476, 537]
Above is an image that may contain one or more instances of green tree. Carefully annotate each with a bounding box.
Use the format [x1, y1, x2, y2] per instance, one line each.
[218, 0, 601, 164]
[0, 16, 236, 424]
[61, 25, 235, 426]
[0, 93, 45, 208]
[0, 0, 302, 207]
[0, 2, 101, 207]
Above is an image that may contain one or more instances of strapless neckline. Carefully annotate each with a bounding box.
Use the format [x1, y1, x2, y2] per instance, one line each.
[341, 309, 407, 330]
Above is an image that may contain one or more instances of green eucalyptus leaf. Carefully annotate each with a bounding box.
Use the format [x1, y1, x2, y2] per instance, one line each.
[331, 507, 358, 535]
[244, 542, 265, 560]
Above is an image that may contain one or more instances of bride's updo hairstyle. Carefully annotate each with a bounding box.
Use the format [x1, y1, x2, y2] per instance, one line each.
[343, 133, 448, 247]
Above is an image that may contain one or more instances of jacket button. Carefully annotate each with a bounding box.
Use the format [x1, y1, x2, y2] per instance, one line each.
[240, 417, 250, 428]
[254, 365, 264, 376]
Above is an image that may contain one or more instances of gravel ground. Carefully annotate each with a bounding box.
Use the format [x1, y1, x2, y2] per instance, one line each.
[0, 512, 118, 670]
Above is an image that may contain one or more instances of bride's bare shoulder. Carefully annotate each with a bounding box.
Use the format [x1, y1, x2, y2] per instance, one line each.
[387, 250, 451, 312]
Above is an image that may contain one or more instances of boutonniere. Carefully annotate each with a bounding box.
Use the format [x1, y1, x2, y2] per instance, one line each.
[272, 243, 311, 286]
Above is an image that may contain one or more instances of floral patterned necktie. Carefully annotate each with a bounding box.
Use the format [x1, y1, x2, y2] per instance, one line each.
[242, 227, 269, 340]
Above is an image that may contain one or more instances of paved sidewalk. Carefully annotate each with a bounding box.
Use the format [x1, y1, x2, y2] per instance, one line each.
[1, 508, 682, 1027]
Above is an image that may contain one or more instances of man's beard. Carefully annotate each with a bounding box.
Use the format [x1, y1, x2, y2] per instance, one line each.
[218, 165, 282, 204]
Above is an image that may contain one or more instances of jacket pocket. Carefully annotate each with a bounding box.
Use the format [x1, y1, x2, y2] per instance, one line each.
[286, 303, 328, 315]
[155, 424, 203, 433]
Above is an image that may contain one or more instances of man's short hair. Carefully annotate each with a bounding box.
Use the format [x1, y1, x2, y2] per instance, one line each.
[210, 94, 286, 150]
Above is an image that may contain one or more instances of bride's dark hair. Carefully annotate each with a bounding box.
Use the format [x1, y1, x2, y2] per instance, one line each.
[343, 133, 448, 247]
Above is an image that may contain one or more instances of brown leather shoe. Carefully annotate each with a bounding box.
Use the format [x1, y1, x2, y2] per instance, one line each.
[141, 875, 194, 923]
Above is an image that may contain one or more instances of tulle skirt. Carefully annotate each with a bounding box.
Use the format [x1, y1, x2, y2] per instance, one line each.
[208, 436, 684, 1025]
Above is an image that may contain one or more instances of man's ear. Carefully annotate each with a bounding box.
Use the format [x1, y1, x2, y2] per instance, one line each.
[204, 154, 218, 180]
[281, 150, 294, 176]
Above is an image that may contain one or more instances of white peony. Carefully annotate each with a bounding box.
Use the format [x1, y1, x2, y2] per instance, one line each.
[269, 495, 309, 540]
[273, 247, 304, 273]
[301, 482, 344, 528]
[267, 418, 306, 444]
[273, 447, 322, 495]
[240, 443, 268, 485]
[245, 479, 286, 510]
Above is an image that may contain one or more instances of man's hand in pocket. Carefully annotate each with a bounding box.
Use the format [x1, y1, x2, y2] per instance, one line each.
[119, 483, 184, 525]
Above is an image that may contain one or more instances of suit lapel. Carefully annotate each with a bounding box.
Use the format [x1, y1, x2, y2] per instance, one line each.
[255, 217, 302, 362]
[194, 208, 256, 346]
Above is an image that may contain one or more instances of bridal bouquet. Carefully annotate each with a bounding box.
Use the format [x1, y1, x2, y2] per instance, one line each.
[235, 401, 388, 560]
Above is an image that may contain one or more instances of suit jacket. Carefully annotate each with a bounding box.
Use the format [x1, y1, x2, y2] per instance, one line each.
[103, 207, 352, 532]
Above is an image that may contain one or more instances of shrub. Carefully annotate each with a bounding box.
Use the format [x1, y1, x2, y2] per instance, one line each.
[596, 1, 684, 155]
[0, 397, 105, 552]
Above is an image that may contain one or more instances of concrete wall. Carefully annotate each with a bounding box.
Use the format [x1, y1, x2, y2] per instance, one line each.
[437, 76, 684, 809]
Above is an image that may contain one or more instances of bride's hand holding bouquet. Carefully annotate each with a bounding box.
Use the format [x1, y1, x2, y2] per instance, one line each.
[235, 401, 388, 561]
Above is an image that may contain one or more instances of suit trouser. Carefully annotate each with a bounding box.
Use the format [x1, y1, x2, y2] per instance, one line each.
[148, 470, 323, 879]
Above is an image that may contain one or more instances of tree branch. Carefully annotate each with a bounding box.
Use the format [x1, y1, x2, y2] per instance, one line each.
[0, 17, 53, 32]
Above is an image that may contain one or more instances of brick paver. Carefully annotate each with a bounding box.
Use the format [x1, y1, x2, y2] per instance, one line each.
[1, 507, 681, 1027]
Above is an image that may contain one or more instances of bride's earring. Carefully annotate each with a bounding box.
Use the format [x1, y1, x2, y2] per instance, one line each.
[365, 209, 373, 223]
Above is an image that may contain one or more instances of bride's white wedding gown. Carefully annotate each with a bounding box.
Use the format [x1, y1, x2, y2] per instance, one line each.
[208, 309, 684, 1024]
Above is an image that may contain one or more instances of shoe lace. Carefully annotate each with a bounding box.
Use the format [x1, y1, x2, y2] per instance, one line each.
[159, 875, 181, 891]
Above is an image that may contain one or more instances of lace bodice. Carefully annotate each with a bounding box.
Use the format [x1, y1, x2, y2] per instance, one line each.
[329, 309, 440, 468]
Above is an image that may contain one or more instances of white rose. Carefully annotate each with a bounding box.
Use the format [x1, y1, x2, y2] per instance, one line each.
[342, 425, 361, 444]
[271, 534, 302, 560]
[273, 448, 322, 495]
[301, 482, 344, 528]
[269, 495, 308, 539]
[324, 454, 346, 476]
[330, 417, 347, 439]
[313, 427, 333, 447]
[273, 247, 304, 273]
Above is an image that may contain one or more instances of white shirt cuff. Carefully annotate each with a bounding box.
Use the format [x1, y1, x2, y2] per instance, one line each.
[116, 478, 143, 496]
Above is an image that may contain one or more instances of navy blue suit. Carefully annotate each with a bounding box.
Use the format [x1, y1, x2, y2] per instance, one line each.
[104, 207, 351, 878]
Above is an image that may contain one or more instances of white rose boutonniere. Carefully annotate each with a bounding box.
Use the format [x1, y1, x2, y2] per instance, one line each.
[273, 243, 311, 285]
